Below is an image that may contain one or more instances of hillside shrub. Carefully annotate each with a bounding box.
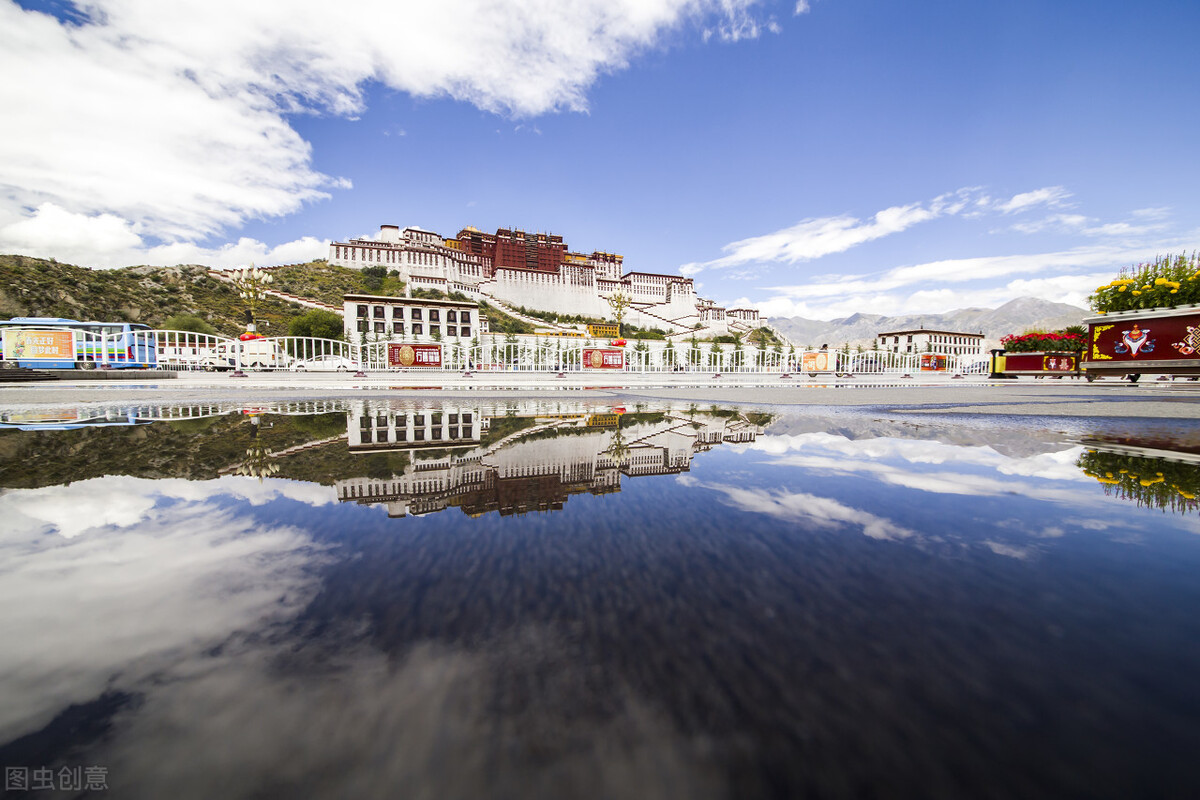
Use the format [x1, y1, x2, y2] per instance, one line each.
[287, 309, 344, 340]
[161, 313, 217, 335]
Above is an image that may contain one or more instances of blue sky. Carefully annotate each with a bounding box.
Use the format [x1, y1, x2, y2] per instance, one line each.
[1, 0, 1197, 319]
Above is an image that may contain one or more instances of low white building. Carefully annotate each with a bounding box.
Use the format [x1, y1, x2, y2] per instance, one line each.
[876, 328, 985, 356]
[343, 294, 484, 341]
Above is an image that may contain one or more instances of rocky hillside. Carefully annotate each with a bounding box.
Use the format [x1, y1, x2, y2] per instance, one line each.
[771, 297, 1089, 349]
[0, 255, 398, 337]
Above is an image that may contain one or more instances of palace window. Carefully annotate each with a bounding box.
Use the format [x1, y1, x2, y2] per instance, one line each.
[430, 310, 440, 321]
[430, 325, 440, 337]
[374, 322, 385, 333]
[373, 306, 385, 318]
[357, 305, 368, 318]
[411, 309, 422, 320]
[460, 312, 470, 323]
[412, 323, 423, 335]
[460, 327, 470, 338]
[446, 311, 457, 323]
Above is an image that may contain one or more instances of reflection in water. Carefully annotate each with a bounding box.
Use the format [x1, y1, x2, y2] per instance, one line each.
[1077, 436, 1200, 514]
[339, 403, 763, 517]
[1, 401, 1200, 798]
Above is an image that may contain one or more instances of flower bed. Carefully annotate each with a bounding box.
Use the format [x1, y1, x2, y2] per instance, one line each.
[1083, 252, 1200, 380]
[1000, 331, 1085, 353]
[1090, 252, 1200, 314]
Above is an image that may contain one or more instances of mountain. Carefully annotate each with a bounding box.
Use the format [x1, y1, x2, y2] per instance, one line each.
[770, 297, 1089, 349]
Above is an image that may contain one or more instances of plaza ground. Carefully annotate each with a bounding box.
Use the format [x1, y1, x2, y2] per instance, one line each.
[2, 372, 1199, 420]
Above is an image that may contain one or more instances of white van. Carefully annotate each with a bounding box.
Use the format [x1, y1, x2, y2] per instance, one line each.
[201, 339, 279, 371]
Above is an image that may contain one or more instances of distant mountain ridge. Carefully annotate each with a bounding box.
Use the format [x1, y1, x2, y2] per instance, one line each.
[770, 297, 1089, 348]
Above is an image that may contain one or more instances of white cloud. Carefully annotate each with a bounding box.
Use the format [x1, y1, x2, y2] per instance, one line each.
[795, 1, 811, 13]
[0, 203, 330, 268]
[751, 242, 1177, 320]
[992, 185, 1072, 214]
[680, 186, 1070, 277]
[0, 0, 774, 266]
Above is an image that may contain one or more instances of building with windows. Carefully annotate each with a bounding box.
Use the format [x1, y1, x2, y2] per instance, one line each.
[343, 294, 485, 341]
[876, 328, 985, 356]
[329, 224, 768, 338]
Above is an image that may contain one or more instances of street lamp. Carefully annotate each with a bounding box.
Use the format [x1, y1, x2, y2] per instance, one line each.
[231, 265, 274, 335]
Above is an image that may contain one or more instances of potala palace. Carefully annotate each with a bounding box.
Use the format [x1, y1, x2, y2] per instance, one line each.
[329, 225, 765, 337]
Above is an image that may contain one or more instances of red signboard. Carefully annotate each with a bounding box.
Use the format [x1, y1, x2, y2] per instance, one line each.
[801, 351, 833, 372]
[387, 343, 442, 368]
[1004, 352, 1077, 372]
[1088, 311, 1200, 365]
[920, 354, 947, 371]
[582, 348, 624, 369]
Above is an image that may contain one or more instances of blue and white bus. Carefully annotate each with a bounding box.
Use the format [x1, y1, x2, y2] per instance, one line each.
[0, 318, 157, 369]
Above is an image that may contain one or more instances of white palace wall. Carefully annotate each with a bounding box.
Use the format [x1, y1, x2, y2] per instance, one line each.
[329, 224, 766, 338]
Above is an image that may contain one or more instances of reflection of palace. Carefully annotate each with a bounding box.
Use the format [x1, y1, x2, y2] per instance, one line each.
[337, 402, 765, 518]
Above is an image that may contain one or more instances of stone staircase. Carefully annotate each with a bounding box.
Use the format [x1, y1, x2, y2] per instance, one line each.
[0, 367, 59, 382]
[207, 270, 343, 314]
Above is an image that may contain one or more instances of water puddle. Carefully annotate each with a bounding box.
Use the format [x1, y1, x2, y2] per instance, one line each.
[1, 399, 1198, 798]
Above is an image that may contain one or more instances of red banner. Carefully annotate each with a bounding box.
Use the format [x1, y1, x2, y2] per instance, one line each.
[1088, 311, 1200, 364]
[582, 348, 624, 369]
[388, 343, 442, 368]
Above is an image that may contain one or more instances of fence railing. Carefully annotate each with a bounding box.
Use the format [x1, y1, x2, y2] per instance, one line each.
[50, 331, 991, 374]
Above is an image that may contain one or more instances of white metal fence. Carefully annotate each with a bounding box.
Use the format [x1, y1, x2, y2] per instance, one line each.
[42, 329, 993, 374]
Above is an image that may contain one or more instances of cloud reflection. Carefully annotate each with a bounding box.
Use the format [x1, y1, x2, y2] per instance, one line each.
[0, 476, 328, 744]
[679, 476, 916, 541]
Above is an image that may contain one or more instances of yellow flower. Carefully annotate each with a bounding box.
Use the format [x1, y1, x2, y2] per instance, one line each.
[1171, 289, 1179, 294]
[1132, 290, 1142, 295]
[1181, 490, 1196, 499]
[1155, 277, 1168, 285]
[1118, 285, 1128, 292]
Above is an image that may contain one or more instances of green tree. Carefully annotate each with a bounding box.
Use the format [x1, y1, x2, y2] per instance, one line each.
[605, 292, 633, 335]
[288, 309, 345, 340]
[161, 313, 217, 335]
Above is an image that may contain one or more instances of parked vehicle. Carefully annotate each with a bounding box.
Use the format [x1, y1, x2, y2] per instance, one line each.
[201, 339, 280, 371]
[291, 354, 355, 372]
[0, 318, 155, 368]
